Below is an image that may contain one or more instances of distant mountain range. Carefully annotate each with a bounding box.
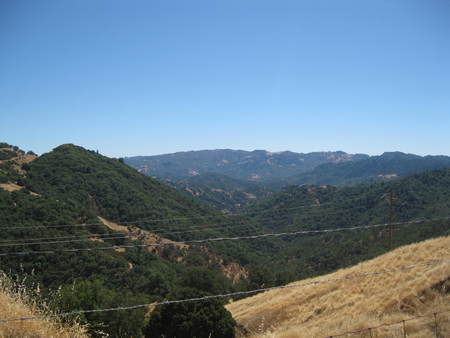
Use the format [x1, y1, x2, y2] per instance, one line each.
[271, 151, 450, 188]
[2, 141, 450, 336]
[125, 149, 368, 182]
[125, 149, 450, 211]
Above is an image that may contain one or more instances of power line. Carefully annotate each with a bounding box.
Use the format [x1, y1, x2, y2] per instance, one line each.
[0, 215, 289, 244]
[1, 214, 448, 249]
[0, 232, 131, 243]
[2, 196, 448, 232]
[0, 210, 346, 245]
[0, 205, 347, 233]
[0, 235, 130, 248]
[0, 217, 446, 257]
[0, 202, 338, 231]
[0, 258, 447, 323]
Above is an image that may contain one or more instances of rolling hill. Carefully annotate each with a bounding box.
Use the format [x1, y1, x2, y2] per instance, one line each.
[126, 150, 450, 211]
[1, 141, 450, 337]
[0, 143, 255, 336]
[161, 172, 274, 212]
[240, 167, 450, 284]
[227, 235, 450, 337]
[125, 149, 368, 182]
[273, 151, 450, 188]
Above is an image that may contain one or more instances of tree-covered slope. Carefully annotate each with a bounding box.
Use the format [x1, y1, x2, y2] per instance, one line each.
[0, 144, 249, 337]
[1, 142, 450, 337]
[24, 144, 221, 225]
[126, 149, 368, 182]
[161, 172, 274, 212]
[274, 152, 450, 187]
[241, 167, 450, 283]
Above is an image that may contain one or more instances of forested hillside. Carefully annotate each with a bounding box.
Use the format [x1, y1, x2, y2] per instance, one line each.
[273, 151, 450, 187]
[125, 149, 367, 181]
[161, 173, 274, 212]
[126, 150, 450, 212]
[0, 143, 252, 337]
[241, 167, 450, 282]
[1, 142, 449, 337]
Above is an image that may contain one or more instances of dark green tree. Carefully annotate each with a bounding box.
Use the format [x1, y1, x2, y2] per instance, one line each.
[54, 280, 148, 338]
[144, 288, 236, 338]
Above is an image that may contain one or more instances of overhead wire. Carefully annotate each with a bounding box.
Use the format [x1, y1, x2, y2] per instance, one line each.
[2, 195, 446, 232]
[0, 217, 447, 256]
[0, 235, 130, 248]
[0, 204, 349, 237]
[1, 212, 449, 248]
[0, 202, 341, 231]
[0, 257, 447, 323]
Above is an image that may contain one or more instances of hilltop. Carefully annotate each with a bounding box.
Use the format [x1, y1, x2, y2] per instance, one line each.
[275, 151, 450, 187]
[1, 142, 449, 336]
[125, 149, 367, 182]
[0, 143, 255, 336]
[125, 150, 450, 211]
[227, 235, 450, 337]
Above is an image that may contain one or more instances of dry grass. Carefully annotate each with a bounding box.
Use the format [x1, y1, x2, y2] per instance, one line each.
[0, 183, 23, 192]
[227, 236, 450, 338]
[0, 273, 88, 338]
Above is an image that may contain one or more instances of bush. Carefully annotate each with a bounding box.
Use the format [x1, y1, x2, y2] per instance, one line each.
[54, 280, 148, 337]
[0, 149, 15, 161]
[144, 288, 236, 338]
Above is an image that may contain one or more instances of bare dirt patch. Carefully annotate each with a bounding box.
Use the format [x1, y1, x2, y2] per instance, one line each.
[0, 183, 23, 192]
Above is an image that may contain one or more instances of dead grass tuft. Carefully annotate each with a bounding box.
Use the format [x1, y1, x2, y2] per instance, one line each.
[0, 273, 88, 338]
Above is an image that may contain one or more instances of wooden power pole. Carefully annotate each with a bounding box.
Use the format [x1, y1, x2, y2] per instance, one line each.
[388, 192, 396, 250]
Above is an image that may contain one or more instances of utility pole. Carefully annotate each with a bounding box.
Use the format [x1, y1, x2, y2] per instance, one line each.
[388, 192, 396, 250]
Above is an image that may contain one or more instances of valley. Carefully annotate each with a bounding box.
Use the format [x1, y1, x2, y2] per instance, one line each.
[0, 142, 449, 337]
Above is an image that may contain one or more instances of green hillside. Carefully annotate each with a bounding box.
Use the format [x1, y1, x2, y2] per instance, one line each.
[1, 143, 450, 337]
[25, 144, 219, 225]
[243, 168, 450, 282]
[0, 144, 252, 337]
[273, 151, 450, 187]
[125, 149, 368, 181]
[161, 172, 274, 212]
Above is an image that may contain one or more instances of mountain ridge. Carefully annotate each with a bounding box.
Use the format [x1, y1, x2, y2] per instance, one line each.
[125, 149, 368, 182]
[274, 151, 450, 187]
[1, 141, 450, 337]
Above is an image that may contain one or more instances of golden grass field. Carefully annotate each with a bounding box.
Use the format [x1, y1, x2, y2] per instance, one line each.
[0, 236, 448, 337]
[227, 236, 450, 338]
[0, 274, 87, 338]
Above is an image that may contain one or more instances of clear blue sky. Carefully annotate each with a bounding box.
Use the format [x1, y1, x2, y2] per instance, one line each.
[1, 0, 449, 157]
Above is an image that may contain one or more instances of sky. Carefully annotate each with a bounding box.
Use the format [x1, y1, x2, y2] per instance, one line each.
[1, 0, 449, 157]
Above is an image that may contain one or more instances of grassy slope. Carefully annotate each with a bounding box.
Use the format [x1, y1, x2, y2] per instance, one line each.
[227, 236, 450, 338]
[0, 274, 87, 338]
